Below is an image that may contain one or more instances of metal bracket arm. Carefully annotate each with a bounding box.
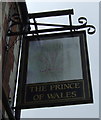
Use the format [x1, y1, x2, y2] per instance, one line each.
[7, 9, 96, 36]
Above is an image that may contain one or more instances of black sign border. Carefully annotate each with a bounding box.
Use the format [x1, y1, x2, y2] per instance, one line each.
[18, 30, 93, 109]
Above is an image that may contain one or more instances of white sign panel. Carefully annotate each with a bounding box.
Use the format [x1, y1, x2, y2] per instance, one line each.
[27, 36, 83, 84]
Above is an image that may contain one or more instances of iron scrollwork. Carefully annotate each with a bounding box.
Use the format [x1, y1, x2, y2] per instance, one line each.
[7, 10, 96, 36]
[7, 13, 22, 34]
[77, 17, 96, 34]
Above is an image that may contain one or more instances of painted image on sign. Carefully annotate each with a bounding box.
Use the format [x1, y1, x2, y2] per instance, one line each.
[27, 36, 83, 84]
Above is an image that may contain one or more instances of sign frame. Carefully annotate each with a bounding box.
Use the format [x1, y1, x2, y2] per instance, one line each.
[18, 30, 93, 109]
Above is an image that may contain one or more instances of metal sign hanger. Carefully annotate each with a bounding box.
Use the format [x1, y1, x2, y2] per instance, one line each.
[7, 9, 96, 37]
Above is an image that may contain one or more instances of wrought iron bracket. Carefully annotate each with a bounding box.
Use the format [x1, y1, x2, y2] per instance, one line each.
[5, 12, 30, 51]
[7, 9, 96, 36]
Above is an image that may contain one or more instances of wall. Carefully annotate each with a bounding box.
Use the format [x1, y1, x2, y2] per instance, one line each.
[2, 2, 20, 104]
[2, 1, 28, 119]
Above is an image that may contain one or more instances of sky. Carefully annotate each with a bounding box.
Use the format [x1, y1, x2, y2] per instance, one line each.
[21, 0, 99, 118]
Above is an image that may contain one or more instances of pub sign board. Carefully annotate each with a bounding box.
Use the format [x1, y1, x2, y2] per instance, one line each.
[19, 31, 93, 109]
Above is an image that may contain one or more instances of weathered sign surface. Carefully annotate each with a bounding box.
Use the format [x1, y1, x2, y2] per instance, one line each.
[19, 31, 93, 109]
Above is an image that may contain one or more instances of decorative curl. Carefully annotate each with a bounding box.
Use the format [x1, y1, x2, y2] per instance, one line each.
[77, 17, 96, 34]
[86, 25, 96, 34]
[78, 17, 87, 26]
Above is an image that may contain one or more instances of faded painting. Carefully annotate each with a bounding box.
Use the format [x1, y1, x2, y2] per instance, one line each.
[27, 36, 83, 84]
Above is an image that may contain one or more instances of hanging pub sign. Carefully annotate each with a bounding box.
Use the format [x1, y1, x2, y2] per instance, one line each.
[19, 31, 93, 109]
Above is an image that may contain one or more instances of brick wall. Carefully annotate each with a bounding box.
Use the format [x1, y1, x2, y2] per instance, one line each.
[2, 2, 23, 108]
[2, 1, 29, 119]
